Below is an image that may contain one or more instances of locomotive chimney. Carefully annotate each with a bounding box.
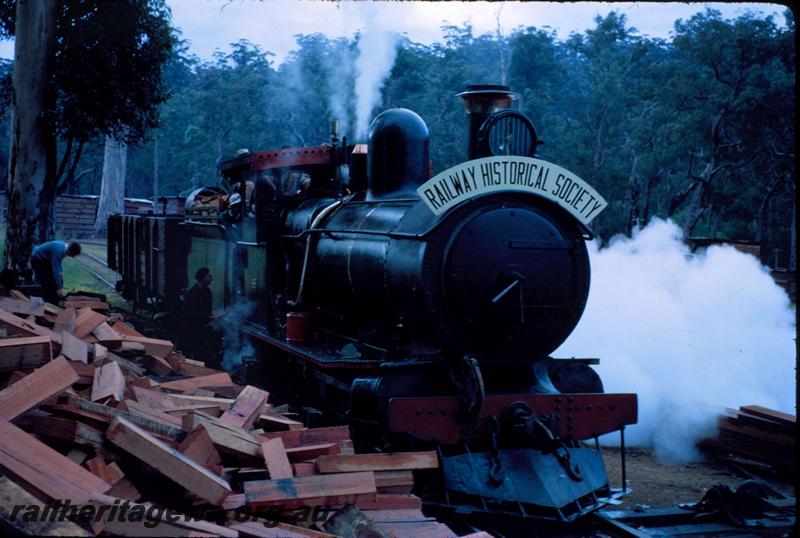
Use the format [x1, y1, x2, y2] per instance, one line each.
[458, 84, 519, 160]
[366, 108, 429, 200]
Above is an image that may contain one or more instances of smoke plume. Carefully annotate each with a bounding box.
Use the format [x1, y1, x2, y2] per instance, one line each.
[555, 218, 796, 462]
[323, 41, 356, 140]
[354, 29, 399, 140]
[212, 300, 257, 373]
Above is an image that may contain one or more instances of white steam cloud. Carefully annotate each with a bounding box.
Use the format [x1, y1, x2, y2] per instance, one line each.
[355, 29, 399, 140]
[556, 218, 796, 463]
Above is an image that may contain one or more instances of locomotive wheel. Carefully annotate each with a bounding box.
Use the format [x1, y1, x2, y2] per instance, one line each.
[548, 362, 604, 393]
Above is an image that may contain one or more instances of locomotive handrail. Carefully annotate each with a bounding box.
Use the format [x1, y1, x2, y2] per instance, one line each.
[334, 198, 420, 205]
[281, 225, 592, 242]
[280, 228, 430, 241]
[294, 199, 347, 305]
[279, 194, 595, 241]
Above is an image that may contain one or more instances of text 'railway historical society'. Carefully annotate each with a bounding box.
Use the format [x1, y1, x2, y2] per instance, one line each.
[417, 156, 607, 225]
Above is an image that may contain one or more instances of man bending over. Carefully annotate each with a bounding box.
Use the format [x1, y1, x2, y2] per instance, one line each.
[31, 241, 81, 304]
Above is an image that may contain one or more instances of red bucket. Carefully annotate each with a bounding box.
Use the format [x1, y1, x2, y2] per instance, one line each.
[286, 312, 312, 343]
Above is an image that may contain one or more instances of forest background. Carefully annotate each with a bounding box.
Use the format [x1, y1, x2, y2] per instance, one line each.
[0, 6, 794, 267]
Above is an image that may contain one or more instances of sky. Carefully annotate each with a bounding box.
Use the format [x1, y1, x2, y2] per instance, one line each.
[0, 1, 789, 63]
[163, 0, 789, 64]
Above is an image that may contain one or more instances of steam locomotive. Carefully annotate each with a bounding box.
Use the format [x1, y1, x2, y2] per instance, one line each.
[108, 85, 637, 522]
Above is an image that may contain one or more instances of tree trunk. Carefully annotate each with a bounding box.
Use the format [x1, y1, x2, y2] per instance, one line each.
[680, 181, 708, 238]
[3, 0, 57, 274]
[93, 135, 127, 238]
[494, 7, 507, 85]
[680, 156, 716, 238]
[153, 134, 159, 200]
[708, 207, 720, 237]
[622, 153, 640, 234]
[641, 172, 658, 226]
[37, 134, 59, 241]
[755, 173, 788, 266]
[791, 199, 796, 271]
[213, 129, 231, 182]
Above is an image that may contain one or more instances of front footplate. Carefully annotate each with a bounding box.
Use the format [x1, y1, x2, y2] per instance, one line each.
[388, 393, 637, 443]
[441, 447, 610, 521]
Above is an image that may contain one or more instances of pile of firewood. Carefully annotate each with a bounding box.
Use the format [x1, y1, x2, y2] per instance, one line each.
[0, 291, 488, 537]
[699, 405, 796, 476]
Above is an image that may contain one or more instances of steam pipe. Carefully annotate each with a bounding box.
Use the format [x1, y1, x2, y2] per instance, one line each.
[293, 199, 346, 306]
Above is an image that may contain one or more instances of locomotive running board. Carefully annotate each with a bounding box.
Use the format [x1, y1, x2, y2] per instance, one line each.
[387, 393, 637, 443]
[242, 321, 441, 370]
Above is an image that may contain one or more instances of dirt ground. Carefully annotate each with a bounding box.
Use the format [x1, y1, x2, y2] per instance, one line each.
[601, 446, 795, 509]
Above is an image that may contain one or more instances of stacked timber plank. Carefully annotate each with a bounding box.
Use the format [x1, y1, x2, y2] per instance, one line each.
[700, 405, 796, 475]
[0, 291, 479, 537]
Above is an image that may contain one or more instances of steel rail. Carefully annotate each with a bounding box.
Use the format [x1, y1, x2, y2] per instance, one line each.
[80, 250, 109, 267]
[73, 255, 117, 290]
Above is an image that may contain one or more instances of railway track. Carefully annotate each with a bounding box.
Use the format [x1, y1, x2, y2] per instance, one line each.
[73, 250, 118, 291]
[81, 249, 109, 267]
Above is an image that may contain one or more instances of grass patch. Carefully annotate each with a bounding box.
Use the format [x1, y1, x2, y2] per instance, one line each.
[64, 253, 129, 311]
[0, 227, 127, 310]
[81, 242, 108, 262]
[63, 257, 106, 292]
